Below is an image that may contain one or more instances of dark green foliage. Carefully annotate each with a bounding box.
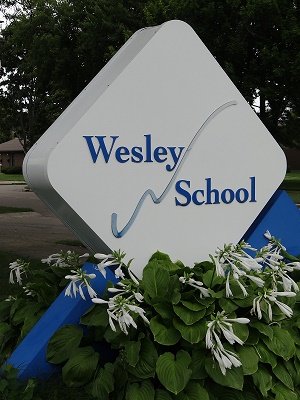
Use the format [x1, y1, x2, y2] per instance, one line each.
[1, 166, 23, 174]
[0, 1, 300, 149]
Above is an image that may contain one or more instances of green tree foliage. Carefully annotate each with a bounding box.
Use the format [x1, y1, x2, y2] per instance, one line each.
[144, 0, 300, 147]
[0, 0, 299, 149]
[0, 0, 148, 150]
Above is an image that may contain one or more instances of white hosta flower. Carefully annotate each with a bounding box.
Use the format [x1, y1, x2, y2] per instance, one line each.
[5, 295, 16, 302]
[23, 286, 34, 297]
[236, 280, 248, 297]
[252, 290, 296, 321]
[264, 230, 272, 240]
[94, 252, 124, 279]
[264, 230, 286, 251]
[212, 347, 242, 375]
[225, 273, 233, 298]
[206, 312, 249, 374]
[114, 265, 125, 279]
[95, 258, 114, 278]
[92, 293, 149, 335]
[206, 312, 247, 375]
[94, 253, 113, 261]
[42, 251, 89, 268]
[41, 253, 65, 266]
[9, 259, 29, 285]
[65, 269, 97, 300]
[128, 268, 140, 285]
[179, 273, 210, 298]
[219, 324, 244, 345]
[247, 275, 265, 287]
[134, 292, 144, 302]
[252, 295, 263, 320]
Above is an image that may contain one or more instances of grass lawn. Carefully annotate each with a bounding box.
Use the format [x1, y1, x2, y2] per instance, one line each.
[0, 173, 25, 181]
[280, 170, 300, 203]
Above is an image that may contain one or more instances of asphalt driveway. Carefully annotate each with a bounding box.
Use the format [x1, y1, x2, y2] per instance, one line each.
[0, 183, 87, 260]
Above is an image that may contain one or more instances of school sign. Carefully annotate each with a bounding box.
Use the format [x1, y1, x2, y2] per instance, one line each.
[23, 20, 286, 276]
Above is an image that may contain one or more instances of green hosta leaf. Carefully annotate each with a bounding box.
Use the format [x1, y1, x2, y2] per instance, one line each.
[190, 349, 208, 379]
[0, 301, 11, 320]
[181, 300, 206, 311]
[173, 318, 206, 344]
[124, 340, 141, 366]
[204, 386, 245, 400]
[246, 328, 259, 345]
[252, 365, 273, 397]
[262, 327, 295, 360]
[172, 291, 181, 305]
[153, 302, 174, 320]
[155, 389, 173, 399]
[232, 322, 249, 343]
[0, 322, 12, 337]
[173, 304, 206, 325]
[174, 382, 210, 400]
[273, 363, 294, 390]
[21, 315, 41, 339]
[250, 320, 273, 338]
[149, 251, 173, 263]
[127, 338, 158, 379]
[287, 327, 300, 345]
[284, 360, 298, 385]
[202, 270, 224, 288]
[0, 379, 8, 393]
[218, 298, 238, 313]
[80, 304, 108, 327]
[62, 346, 99, 387]
[271, 382, 297, 400]
[242, 390, 262, 400]
[236, 346, 259, 375]
[91, 363, 114, 399]
[142, 262, 170, 298]
[150, 315, 181, 345]
[255, 342, 277, 368]
[126, 380, 155, 400]
[104, 323, 128, 348]
[293, 357, 300, 386]
[11, 302, 43, 325]
[47, 324, 83, 364]
[156, 351, 192, 395]
[205, 357, 244, 390]
[232, 296, 255, 308]
[114, 363, 128, 394]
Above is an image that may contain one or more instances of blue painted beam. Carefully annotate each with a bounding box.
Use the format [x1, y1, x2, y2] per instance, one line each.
[6, 190, 300, 381]
[242, 190, 300, 256]
[6, 263, 118, 380]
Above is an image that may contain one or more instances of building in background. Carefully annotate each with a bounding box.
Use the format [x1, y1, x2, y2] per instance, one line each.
[0, 138, 24, 171]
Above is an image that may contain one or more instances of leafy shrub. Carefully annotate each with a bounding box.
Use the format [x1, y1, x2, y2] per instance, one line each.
[2, 236, 300, 399]
[1, 166, 23, 174]
[45, 233, 300, 399]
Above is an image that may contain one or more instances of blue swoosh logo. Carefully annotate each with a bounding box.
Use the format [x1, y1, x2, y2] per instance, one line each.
[111, 100, 237, 238]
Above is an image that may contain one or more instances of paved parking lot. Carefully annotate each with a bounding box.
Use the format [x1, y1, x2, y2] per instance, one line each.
[0, 184, 87, 259]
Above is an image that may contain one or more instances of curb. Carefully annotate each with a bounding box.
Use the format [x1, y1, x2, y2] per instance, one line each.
[0, 181, 26, 185]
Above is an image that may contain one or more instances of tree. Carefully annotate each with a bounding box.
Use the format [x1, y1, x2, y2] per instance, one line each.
[143, 0, 300, 146]
[0, 0, 299, 149]
[0, 0, 148, 150]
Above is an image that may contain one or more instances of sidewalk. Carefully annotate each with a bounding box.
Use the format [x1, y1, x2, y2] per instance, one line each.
[0, 184, 87, 259]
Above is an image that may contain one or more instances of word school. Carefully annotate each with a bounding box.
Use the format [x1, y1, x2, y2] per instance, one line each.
[175, 177, 257, 206]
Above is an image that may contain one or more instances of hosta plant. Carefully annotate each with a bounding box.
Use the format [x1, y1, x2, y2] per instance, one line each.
[46, 232, 300, 400]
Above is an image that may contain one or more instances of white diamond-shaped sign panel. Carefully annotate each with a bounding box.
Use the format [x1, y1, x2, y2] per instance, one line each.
[23, 20, 286, 276]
